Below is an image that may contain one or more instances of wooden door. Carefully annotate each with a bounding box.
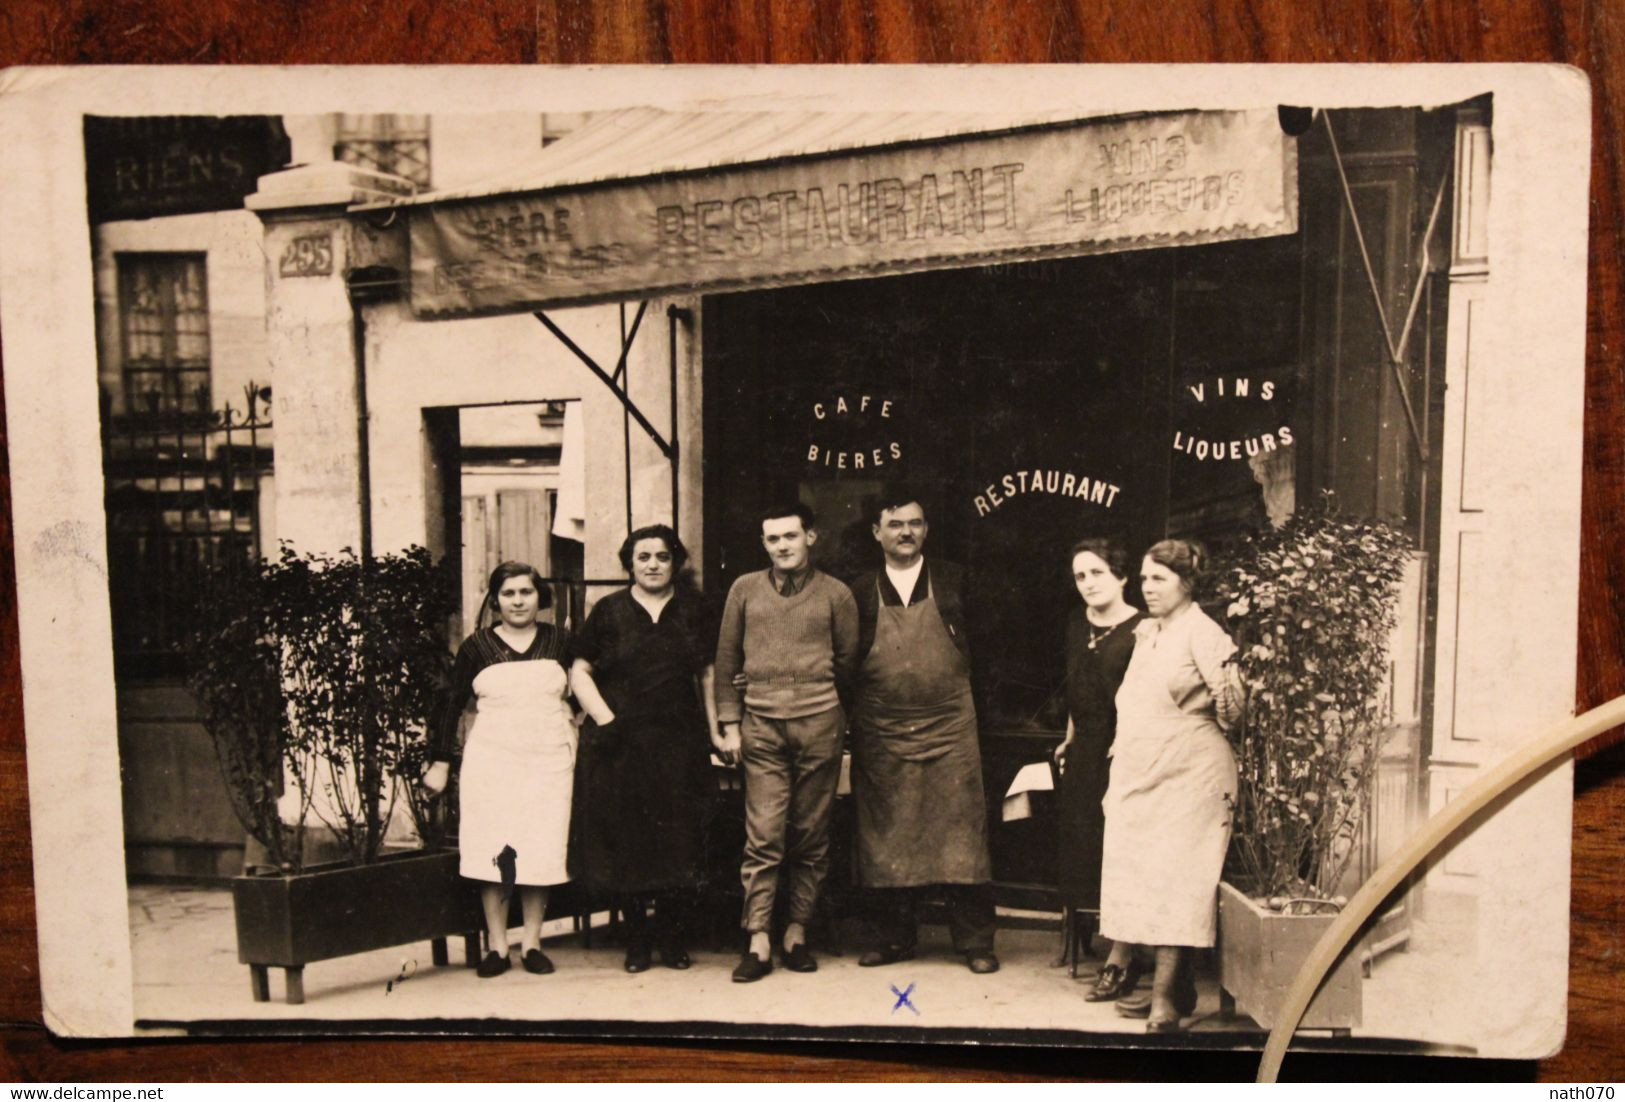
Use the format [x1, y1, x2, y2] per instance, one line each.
[461, 489, 555, 631]
[496, 489, 552, 575]
[460, 495, 491, 632]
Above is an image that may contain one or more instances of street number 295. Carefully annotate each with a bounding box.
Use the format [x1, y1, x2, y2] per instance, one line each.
[279, 233, 334, 278]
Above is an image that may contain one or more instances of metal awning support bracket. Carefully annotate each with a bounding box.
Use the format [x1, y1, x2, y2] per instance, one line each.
[533, 304, 673, 458]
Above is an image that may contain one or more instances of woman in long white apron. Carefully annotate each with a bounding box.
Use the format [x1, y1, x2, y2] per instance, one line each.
[1098, 539, 1242, 1033]
[423, 562, 578, 978]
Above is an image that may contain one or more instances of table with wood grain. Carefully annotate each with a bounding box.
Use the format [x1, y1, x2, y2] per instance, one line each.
[0, 0, 1619, 1083]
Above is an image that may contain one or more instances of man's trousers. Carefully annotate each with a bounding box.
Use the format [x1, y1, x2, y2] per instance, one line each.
[738, 706, 845, 933]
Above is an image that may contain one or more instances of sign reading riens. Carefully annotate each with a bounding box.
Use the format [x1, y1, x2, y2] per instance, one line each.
[84, 116, 292, 224]
[409, 109, 1297, 316]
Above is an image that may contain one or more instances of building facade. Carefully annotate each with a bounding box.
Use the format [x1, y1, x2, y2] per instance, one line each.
[239, 100, 1496, 946]
[90, 112, 587, 878]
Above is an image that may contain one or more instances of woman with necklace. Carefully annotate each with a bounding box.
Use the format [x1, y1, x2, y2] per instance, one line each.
[569, 525, 724, 973]
[423, 561, 578, 978]
[1052, 538, 1144, 997]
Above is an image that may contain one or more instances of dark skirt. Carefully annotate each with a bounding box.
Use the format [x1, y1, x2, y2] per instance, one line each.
[570, 708, 715, 896]
[1056, 608, 1141, 912]
[1055, 733, 1112, 910]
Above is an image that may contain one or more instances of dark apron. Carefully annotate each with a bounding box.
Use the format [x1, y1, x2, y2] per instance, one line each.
[852, 578, 992, 886]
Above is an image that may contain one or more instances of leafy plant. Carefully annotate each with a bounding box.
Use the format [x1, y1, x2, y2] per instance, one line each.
[189, 545, 456, 871]
[1215, 496, 1412, 902]
[189, 563, 298, 870]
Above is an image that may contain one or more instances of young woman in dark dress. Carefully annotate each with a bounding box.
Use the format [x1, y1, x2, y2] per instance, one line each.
[569, 525, 725, 972]
[1051, 538, 1145, 1001]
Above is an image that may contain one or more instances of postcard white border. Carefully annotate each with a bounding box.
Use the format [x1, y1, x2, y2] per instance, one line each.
[0, 64, 1591, 1048]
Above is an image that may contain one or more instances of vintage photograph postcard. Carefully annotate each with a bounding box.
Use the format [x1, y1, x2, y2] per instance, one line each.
[0, 64, 1591, 1056]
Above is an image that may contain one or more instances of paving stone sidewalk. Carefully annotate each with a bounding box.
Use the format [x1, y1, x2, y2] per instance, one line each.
[128, 884, 1470, 1049]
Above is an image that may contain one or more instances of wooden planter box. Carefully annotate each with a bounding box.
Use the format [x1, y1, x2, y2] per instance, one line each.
[1216, 880, 1363, 1034]
[232, 847, 483, 1004]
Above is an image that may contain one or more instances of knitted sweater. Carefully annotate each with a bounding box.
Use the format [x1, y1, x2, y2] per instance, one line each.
[713, 568, 859, 722]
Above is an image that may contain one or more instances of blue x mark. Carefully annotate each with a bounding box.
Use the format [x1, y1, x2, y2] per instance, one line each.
[890, 982, 919, 1015]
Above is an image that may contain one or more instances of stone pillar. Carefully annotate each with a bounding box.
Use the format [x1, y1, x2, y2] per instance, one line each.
[246, 162, 412, 557]
[245, 163, 415, 849]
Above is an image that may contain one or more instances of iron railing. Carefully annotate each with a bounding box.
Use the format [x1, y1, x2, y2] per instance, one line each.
[102, 383, 273, 676]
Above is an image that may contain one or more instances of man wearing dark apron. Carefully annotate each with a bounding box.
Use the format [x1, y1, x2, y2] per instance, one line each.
[851, 488, 999, 974]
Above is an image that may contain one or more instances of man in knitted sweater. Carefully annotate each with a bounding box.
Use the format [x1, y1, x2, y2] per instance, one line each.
[714, 502, 859, 982]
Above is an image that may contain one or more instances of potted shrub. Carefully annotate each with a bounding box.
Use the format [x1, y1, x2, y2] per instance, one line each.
[190, 545, 480, 1004]
[1211, 498, 1412, 1032]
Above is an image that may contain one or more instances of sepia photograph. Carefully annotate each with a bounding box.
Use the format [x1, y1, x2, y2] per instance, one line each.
[0, 65, 1592, 1058]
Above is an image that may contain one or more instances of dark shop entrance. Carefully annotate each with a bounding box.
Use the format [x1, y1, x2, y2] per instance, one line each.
[702, 233, 1303, 900]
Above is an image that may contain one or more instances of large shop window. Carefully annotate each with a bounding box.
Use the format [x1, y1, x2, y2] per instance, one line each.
[704, 239, 1301, 735]
[117, 252, 211, 415]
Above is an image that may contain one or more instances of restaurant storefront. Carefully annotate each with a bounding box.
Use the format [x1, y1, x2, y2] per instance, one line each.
[250, 97, 1484, 922]
[700, 238, 1307, 898]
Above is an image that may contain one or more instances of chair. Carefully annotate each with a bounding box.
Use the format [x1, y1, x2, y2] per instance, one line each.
[1058, 906, 1099, 978]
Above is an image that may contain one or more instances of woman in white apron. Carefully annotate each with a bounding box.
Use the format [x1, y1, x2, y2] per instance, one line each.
[422, 562, 578, 978]
[1098, 539, 1242, 1033]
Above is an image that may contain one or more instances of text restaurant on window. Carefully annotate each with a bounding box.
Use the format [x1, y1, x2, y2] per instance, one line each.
[265, 99, 1487, 912]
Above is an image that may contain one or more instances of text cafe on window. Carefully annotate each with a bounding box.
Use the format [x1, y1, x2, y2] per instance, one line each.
[249, 98, 1493, 923]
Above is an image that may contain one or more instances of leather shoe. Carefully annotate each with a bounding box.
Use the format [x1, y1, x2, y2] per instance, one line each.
[965, 950, 1000, 975]
[623, 944, 652, 974]
[522, 948, 554, 975]
[1115, 991, 1152, 1018]
[731, 951, 773, 983]
[858, 944, 916, 968]
[783, 942, 818, 973]
[1084, 960, 1142, 1002]
[657, 945, 691, 970]
[475, 950, 510, 978]
[1115, 980, 1196, 1019]
[1146, 1015, 1189, 1034]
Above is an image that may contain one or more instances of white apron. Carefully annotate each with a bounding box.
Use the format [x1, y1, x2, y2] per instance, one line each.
[457, 658, 577, 886]
[1098, 616, 1237, 947]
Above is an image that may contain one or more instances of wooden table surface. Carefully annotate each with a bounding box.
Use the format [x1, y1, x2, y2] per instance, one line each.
[0, 0, 1620, 1083]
